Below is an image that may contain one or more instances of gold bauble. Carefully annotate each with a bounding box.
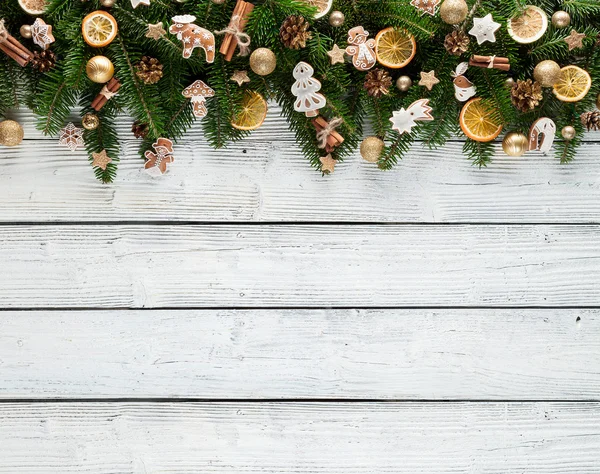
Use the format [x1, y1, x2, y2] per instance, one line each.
[502, 132, 528, 157]
[100, 0, 115, 6]
[360, 136, 385, 163]
[82, 113, 100, 131]
[20, 24, 32, 39]
[561, 126, 576, 141]
[212, 0, 227, 3]
[551, 10, 570, 28]
[596, 93, 600, 110]
[505, 77, 515, 89]
[533, 60, 561, 88]
[249, 48, 277, 76]
[440, 0, 469, 25]
[86, 56, 115, 83]
[0, 120, 24, 147]
[329, 10, 345, 27]
[396, 75, 412, 92]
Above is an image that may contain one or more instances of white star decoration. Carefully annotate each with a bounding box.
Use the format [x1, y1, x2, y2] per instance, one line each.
[469, 14, 501, 45]
[130, 0, 150, 8]
[31, 18, 55, 50]
[389, 99, 434, 135]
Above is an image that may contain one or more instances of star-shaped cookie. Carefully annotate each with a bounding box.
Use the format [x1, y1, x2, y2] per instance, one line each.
[92, 150, 113, 170]
[327, 44, 346, 65]
[146, 22, 166, 40]
[31, 18, 55, 50]
[230, 70, 251, 86]
[564, 29, 586, 51]
[469, 14, 501, 45]
[320, 154, 337, 174]
[418, 70, 440, 91]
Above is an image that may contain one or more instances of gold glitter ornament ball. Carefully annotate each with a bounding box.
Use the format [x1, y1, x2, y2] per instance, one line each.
[440, 0, 469, 25]
[329, 10, 345, 27]
[82, 113, 100, 131]
[502, 132, 528, 157]
[20, 24, 32, 39]
[250, 47, 277, 76]
[396, 75, 412, 91]
[0, 120, 24, 147]
[533, 60, 561, 87]
[360, 136, 385, 163]
[552, 10, 570, 28]
[86, 56, 115, 83]
[100, 0, 115, 7]
[561, 126, 576, 141]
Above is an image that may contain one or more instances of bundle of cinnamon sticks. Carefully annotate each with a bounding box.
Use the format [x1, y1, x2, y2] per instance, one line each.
[91, 78, 120, 111]
[0, 32, 33, 67]
[219, 0, 254, 61]
[312, 116, 345, 153]
[469, 55, 510, 71]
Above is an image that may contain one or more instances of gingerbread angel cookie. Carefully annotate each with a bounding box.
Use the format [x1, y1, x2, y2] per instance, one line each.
[345, 26, 376, 71]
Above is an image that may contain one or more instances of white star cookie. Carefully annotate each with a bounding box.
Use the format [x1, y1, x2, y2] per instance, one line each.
[469, 14, 501, 45]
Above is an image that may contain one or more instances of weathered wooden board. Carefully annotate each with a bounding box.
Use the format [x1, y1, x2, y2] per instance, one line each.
[0, 309, 598, 399]
[0, 402, 598, 473]
[1, 109, 600, 223]
[1, 224, 600, 308]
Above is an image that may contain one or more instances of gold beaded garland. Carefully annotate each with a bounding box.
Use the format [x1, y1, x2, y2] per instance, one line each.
[249, 48, 277, 76]
[82, 113, 100, 131]
[502, 132, 528, 157]
[561, 126, 576, 141]
[551, 10, 570, 28]
[86, 56, 114, 84]
[440, 0, 469, 25]
[533, 60, 561, 88]
[360, 136, 385, 163]
[0, 120, 24, 147]
[396, 75, 412, 92]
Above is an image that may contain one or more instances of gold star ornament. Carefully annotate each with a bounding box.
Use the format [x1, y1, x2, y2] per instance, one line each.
[564, 29, 586, 51]
[230, 70, 251, 86]
[92, 150, 113, 170]
[327, 44, 346, 65]
[146, 22, 166, 40]
[418, 70, 440, 91]
[320, 154, 337, 174]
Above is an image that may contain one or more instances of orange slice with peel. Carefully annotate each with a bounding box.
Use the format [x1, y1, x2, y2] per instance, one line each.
[375, 27, 416, 69]
[507, 5, 548, 44]
[552, 65, 592, 103]
[231, 91, 268, 131]
[459, 98, 503, 142]
[82, 11, 118, 48]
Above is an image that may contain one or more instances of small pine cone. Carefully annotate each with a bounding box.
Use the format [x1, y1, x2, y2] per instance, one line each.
[280, 15, 312, 50]
[444, 30, 470, 56]
[135, 56, 163, 85]
[581, 110, 600, 131]
[364, 68, 392, 98]
[511, 79, 543, 112]
[132, 121, 149, 139]
[31, 50, 56, 72]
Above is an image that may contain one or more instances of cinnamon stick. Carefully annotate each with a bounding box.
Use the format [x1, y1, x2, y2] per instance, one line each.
[0, 34, 33, 66]
[469, 60, 510, 71]
[472, 55, 509, 64]
[91, 78, 121, 111]
[219, 0, 245, 56]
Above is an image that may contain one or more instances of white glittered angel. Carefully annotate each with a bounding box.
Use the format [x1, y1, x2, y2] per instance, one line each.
[292, 61, 326, 117]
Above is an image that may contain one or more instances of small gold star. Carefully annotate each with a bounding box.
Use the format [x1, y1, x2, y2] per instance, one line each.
[418, 70, 440, 91]
[320, 154, 337, 174]
[230, 70, 251, 86]
[327, 44, 346, 65]
[92, 150, 113, 170]
[146, 22, 166, 40]
[564, 29, 586, 51]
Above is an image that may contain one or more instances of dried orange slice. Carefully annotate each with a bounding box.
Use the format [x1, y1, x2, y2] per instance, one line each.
[82, 11, 118, 48]
[300, 0, 332, 19]
[552, 65, 592, 103]
[507, 5, 548, 44]
[375, 27, 416, 69]
[231, 91, 268, 131]
[459, 98, 503, 142]
[18, 0, 48, 15]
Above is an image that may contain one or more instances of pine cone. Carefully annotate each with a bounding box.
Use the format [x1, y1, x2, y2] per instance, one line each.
[31, 50, 56, 72]
[364, 68, 392, 98]
[132, 121, 149, 139]
[280, 15, 312, 50]
[581, 110, 600, 131]
[135, 56, 163, 85]
[444, 30, 470, 56]
[511, 79, 543, 112]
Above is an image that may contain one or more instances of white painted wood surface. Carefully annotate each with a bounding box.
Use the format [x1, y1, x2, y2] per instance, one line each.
[1, 309, 598, 399]
[1, 402, 599, 473]
[1, 224, 600, 308]
[1, 107, 599, 472]
[0, 109, 599, 223]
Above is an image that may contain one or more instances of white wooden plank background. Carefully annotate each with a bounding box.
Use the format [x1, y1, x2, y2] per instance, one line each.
[1, 106, 599, 472]
[1, 309, 598, 399]
[0, 109, 599, 223]
[0, 402, 599, 473]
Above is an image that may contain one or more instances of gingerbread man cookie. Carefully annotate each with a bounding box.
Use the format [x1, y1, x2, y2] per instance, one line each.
[345, 26, 376, 71]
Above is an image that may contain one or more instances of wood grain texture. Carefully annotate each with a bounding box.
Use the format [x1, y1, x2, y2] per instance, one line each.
[1, 224, 600, 308]
[0, 402, 599, 473]
[1, 309, 598, 399]
[1, 109, 600, 223]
